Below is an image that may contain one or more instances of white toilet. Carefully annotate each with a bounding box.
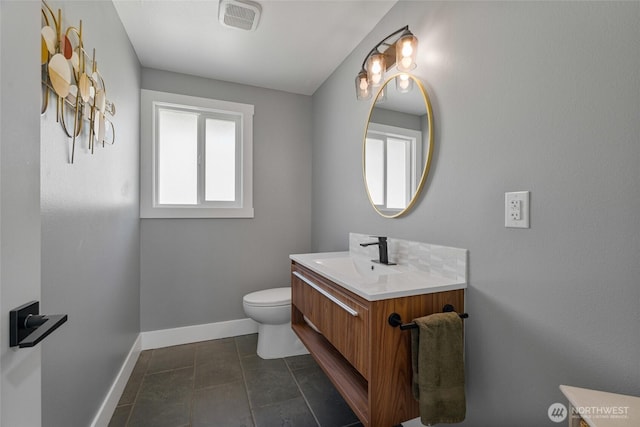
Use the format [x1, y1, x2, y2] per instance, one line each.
[242, 287, 308, 359]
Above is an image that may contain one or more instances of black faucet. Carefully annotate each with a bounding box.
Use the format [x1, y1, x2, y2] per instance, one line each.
[360, 236, 396, 265]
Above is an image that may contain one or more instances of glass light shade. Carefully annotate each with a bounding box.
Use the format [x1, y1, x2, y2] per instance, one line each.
[355, 70, 372, 100]
[396, 32, 418, 72]
[395, 73, 414, 93]
[366, 52, 386, 88]
[376, 83, 387, 103]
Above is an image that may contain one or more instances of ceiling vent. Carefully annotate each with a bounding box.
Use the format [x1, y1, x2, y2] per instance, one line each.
[219, 0, 262, 31]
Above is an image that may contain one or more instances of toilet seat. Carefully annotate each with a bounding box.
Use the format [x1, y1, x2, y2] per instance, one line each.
[243, 287, 291, 307]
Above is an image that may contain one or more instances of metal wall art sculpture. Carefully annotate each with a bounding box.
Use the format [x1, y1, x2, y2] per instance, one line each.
[41, 0, 115, 163]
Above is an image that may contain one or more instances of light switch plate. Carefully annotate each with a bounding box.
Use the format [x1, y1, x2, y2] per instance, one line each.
[505, 191, 530, 228]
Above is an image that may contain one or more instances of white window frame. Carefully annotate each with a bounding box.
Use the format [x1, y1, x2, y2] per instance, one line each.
[365, 122, 422, 211]
[141, 89, 254, 218]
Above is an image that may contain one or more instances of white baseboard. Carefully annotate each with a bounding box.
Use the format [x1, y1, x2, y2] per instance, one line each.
[140, 317, 258, 350]
[90, 334, 142, 427]
[92, 318, 258, 426]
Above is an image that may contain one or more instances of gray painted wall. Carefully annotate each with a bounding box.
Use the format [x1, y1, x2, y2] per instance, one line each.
[311, 1, 640, 425]
[40, 1, 140, 426]
[1, 1, 43, 425]
[140, 69, 312, 331]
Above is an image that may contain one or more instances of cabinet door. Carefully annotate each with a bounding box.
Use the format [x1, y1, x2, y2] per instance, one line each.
[292, 268, 370, 379]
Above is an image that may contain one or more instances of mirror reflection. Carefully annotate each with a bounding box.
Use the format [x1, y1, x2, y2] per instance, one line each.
[363, 74, 433, 218]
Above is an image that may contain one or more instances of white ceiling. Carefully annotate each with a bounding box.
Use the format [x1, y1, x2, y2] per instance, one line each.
[113, 0, 397, 96]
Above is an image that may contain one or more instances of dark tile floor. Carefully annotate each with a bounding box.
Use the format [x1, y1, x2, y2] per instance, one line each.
[108, 334, 363, 427]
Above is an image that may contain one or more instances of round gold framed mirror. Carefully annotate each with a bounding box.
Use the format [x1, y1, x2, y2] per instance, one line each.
[362, 73, 434, 218]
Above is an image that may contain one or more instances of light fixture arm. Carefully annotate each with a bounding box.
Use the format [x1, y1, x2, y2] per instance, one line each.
[359, 25, 409, 71]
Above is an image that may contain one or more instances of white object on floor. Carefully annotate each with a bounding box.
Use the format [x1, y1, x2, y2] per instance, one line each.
[401, 417, 425, 426]
[243, 287, 308, 359]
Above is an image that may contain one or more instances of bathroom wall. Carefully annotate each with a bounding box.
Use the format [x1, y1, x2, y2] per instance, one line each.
[312, 2, 640, 425]
[140, 68, 312, 331]
[39, 1, 141, 426]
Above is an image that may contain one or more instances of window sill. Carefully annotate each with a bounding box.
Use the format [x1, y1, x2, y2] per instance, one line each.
[140, 206, 254, 219]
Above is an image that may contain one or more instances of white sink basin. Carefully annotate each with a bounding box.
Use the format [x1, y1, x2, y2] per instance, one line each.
[290, 251, 466, 301]
[313, 256, 402, 280]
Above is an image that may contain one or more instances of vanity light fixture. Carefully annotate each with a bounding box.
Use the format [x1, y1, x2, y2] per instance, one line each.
[395, 73, 414, 94]
[355, 25, 418, 100]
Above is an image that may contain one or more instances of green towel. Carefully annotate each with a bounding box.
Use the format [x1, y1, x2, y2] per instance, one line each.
[411, 312, 466, 425]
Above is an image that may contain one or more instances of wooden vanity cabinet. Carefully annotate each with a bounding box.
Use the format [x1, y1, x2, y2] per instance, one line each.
[291, 261, 465, 427]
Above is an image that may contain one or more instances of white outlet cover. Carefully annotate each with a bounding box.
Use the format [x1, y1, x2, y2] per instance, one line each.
[505, 191, 530, 228]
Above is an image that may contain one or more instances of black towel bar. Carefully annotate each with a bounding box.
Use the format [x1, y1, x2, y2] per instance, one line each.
[388, 305, 468, 330]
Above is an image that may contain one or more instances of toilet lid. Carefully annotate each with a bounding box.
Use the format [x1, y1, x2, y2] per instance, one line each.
[243, 287, 291, 307]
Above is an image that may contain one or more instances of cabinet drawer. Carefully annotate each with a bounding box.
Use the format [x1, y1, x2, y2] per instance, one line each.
[292, 268, 369, 379]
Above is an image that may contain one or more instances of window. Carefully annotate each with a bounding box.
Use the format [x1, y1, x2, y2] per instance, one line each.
[141, 90, 254, 218]
[365, 123, 422, 211]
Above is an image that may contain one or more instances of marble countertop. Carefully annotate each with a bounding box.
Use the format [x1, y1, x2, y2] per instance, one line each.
[290, 251, 467, 301]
